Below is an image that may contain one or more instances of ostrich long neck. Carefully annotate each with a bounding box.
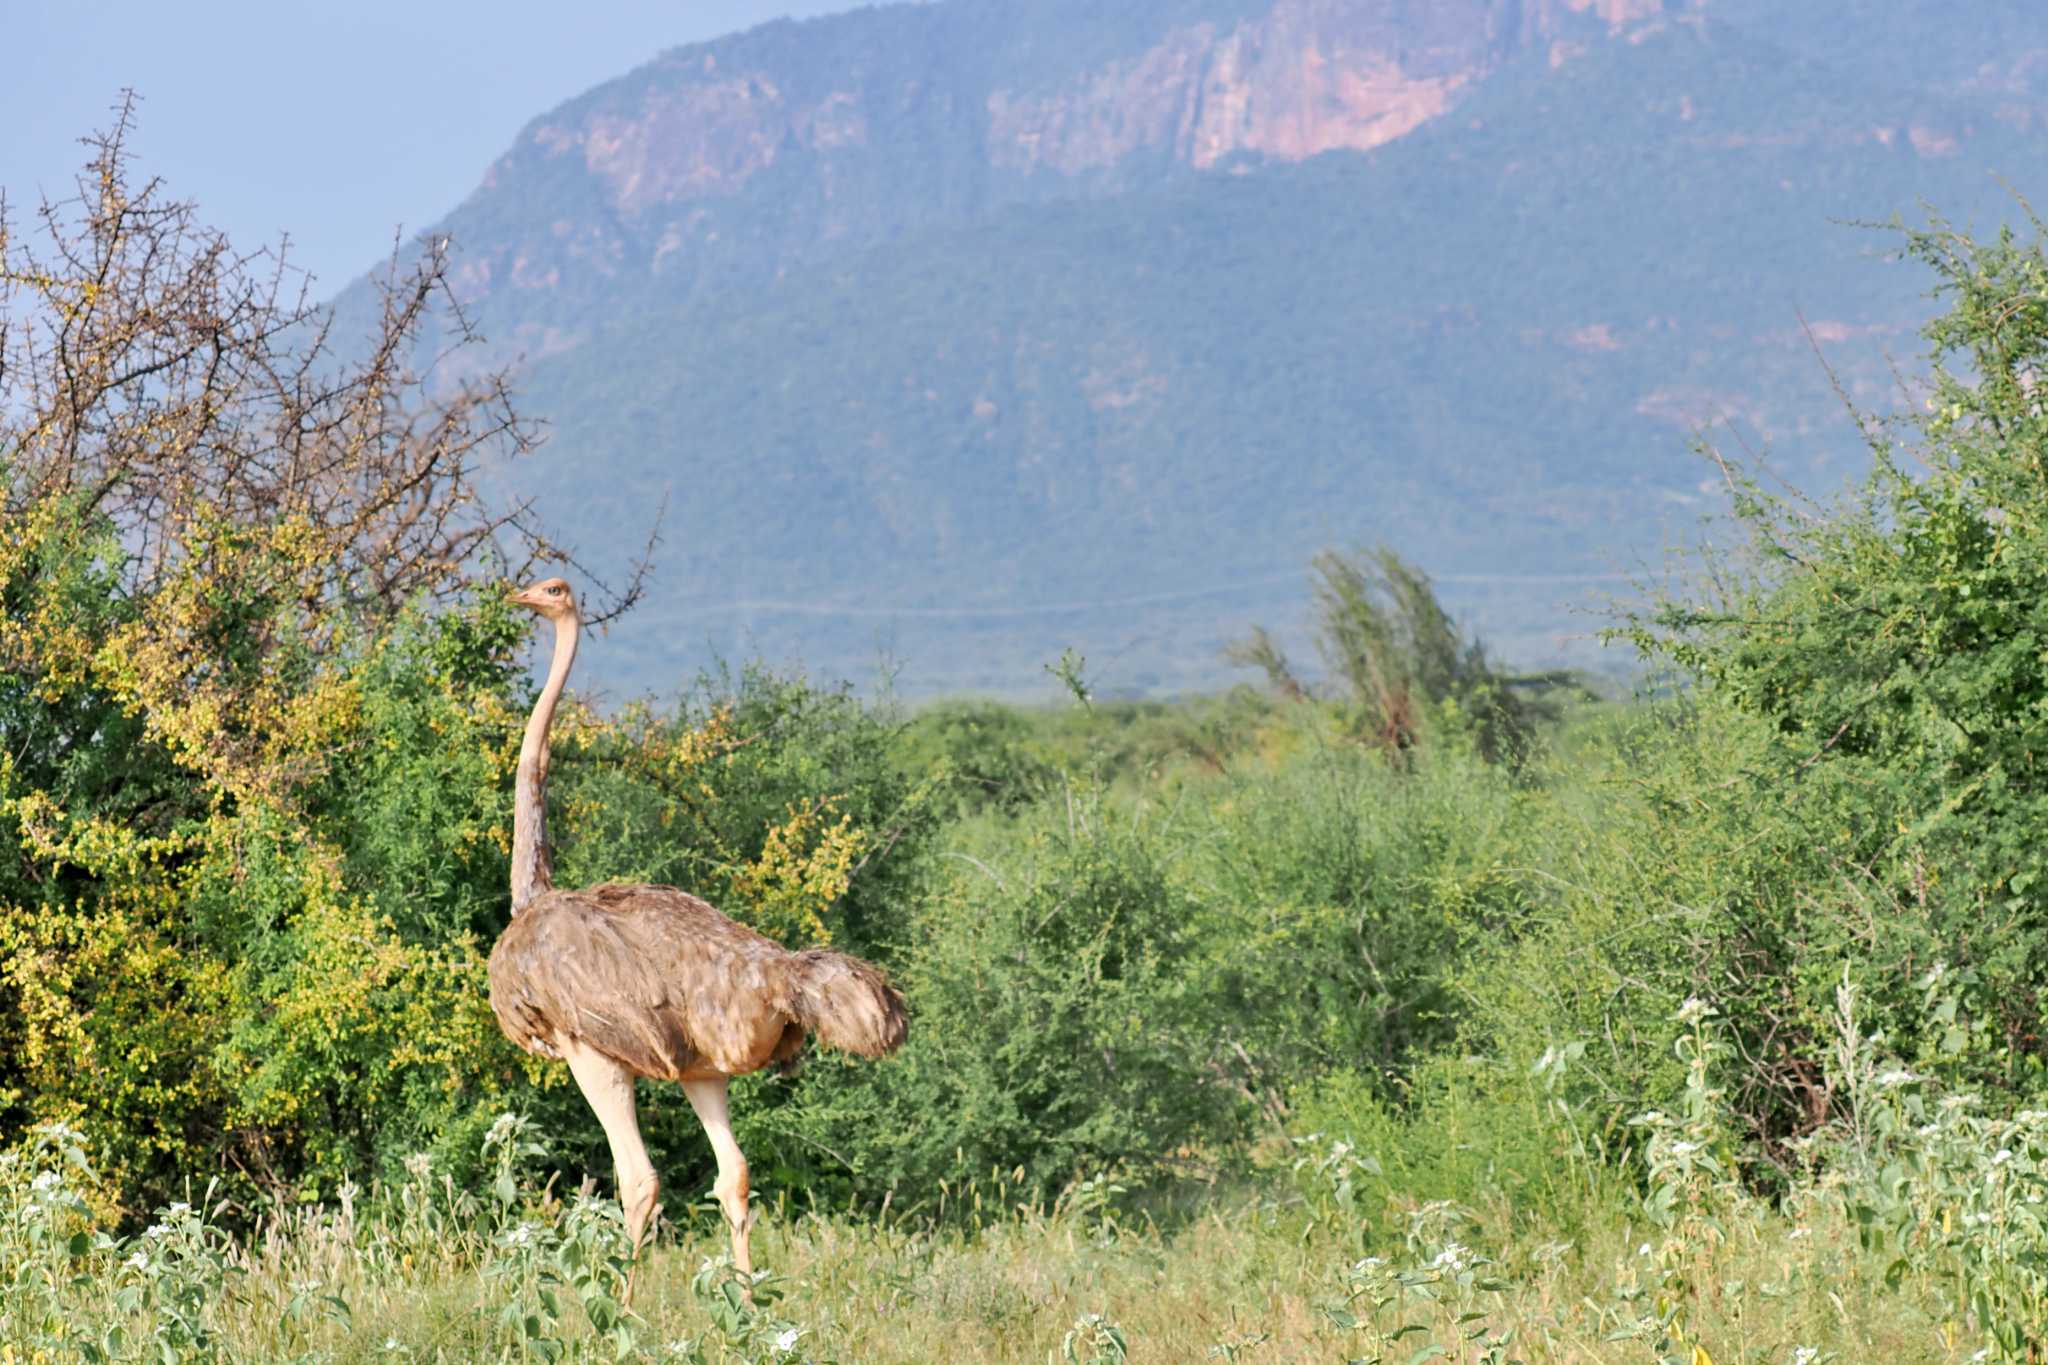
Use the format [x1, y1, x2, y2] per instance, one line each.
[510, 611, 578, 913]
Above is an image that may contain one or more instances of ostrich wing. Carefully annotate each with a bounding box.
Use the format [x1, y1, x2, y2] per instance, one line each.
[488, 883, 800, 1081]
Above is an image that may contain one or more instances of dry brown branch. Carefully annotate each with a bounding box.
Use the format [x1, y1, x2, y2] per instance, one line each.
[0, 95, 568, 618]
[0, 98, 666, 801]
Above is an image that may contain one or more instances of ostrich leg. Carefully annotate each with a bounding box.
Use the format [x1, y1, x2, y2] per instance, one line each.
[563, 1040, 661, 1300]
[682, 1076, 754, 1280]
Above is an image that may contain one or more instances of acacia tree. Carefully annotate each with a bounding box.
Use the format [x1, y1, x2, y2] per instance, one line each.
[0, 103, 651, 1202]
[0, 101, 607, 796]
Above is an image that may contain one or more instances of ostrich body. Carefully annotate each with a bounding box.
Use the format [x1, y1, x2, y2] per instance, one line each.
[486, 578, 907, 1283]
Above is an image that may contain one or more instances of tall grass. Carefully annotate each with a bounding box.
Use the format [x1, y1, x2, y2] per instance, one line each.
[5, 984, 2039, 1362]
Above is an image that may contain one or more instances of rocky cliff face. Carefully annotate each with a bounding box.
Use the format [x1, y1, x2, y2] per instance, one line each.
[986, 0, 1681, 175]
[986, 2, 1486, 177]
[438, 0, 1692, 319]
[542, 0, 1686, 199]
[410, 0, 2035, 339]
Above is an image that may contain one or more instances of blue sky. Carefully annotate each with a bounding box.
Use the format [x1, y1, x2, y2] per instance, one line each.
[5, 0, 864, 291]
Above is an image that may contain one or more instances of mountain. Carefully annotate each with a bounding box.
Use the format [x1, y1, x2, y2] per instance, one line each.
[335, 0, 2048, 698]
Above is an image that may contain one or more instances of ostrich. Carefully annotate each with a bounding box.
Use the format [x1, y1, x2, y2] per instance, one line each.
[486, 577, 908, 1287]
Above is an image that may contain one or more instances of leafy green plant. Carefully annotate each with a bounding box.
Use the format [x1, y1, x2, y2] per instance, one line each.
[1812, 975, 2048, 1361]
[0, 1124, 102, 1359]
[1606, 999, 1749, 1364]
[674, 1258, 824, 1364]
[894, 700, 1057, 817]
[485, 1194, 642, 1362]
[109, 1192, 242, 1363]
[1056, 1311, 1129, 1365]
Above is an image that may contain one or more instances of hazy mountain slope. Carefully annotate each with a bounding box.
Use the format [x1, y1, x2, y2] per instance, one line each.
[364, 0, 1653, 367]
[1708, 0, 2048, 108]
[495, 14, 2040, 696]
[328, 0, 2048, 696]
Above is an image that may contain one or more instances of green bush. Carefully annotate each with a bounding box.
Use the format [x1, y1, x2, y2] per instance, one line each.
[1580, 215, 2048, 1140]
[1183, 732, 1534, 1095]
[895, 699, 1057, 817]
[808, 792, 1230, 1209]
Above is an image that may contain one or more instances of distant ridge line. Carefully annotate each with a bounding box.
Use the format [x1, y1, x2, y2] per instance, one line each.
[623, 572, 1637, 623]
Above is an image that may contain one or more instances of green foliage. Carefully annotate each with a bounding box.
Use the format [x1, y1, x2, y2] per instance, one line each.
[1820, 977, 2048, 1360]
[749, 716, 1544, 1218]
[895, 700, 1057, 817]
[784, 791, 1231, 1209]
[1234, 546, 1570, 765]
[0, 118, 557, 1207]
[1601, 211, 2048, 1132]
[1183, 733, 1532, 1091]
[551, 664, 938, 957]
[1025, 688, 1282, 790]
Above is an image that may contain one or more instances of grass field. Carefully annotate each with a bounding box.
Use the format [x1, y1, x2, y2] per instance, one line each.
[0, 1094, 2014, 1364]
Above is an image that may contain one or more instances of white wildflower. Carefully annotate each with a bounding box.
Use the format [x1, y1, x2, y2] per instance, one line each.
[484, 1112, 522, 1146]
[29, 1170, 60, 1194]
[773, 1327, 802, 1355]
[1788, 1227, 1811, 1241]
[125, 1251, 149, 1271]
[1432, 1242, 1470, 1271]
[1675, 996, 1714, 1025]
[1875, 1068, 1919, 1088]
[165, 1201, 191, 1219]
[1939, 1094, 1979, 1112]
[404, 1151, 434, 1180]
[1638, 1243, 1653, 1257]
[1669, 1140, 1701, 1157]
[1792, 1348, 1819, 1365]
[143, 1223, 168, 1240]
[1994, 1149, 2014, 1166]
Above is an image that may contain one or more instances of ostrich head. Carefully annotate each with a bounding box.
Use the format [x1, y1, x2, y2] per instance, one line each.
[508, 576, 579, 623]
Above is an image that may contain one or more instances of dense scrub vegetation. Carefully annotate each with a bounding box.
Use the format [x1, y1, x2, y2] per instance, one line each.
[12, 128, 2048, 1359]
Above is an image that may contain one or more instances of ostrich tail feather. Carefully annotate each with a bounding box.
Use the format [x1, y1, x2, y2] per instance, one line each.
[785, 948, 909, 1058]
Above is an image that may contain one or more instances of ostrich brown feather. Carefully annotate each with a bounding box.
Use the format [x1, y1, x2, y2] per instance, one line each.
[483, 576, 906, 1296]
[489, 882, 908, 1078]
